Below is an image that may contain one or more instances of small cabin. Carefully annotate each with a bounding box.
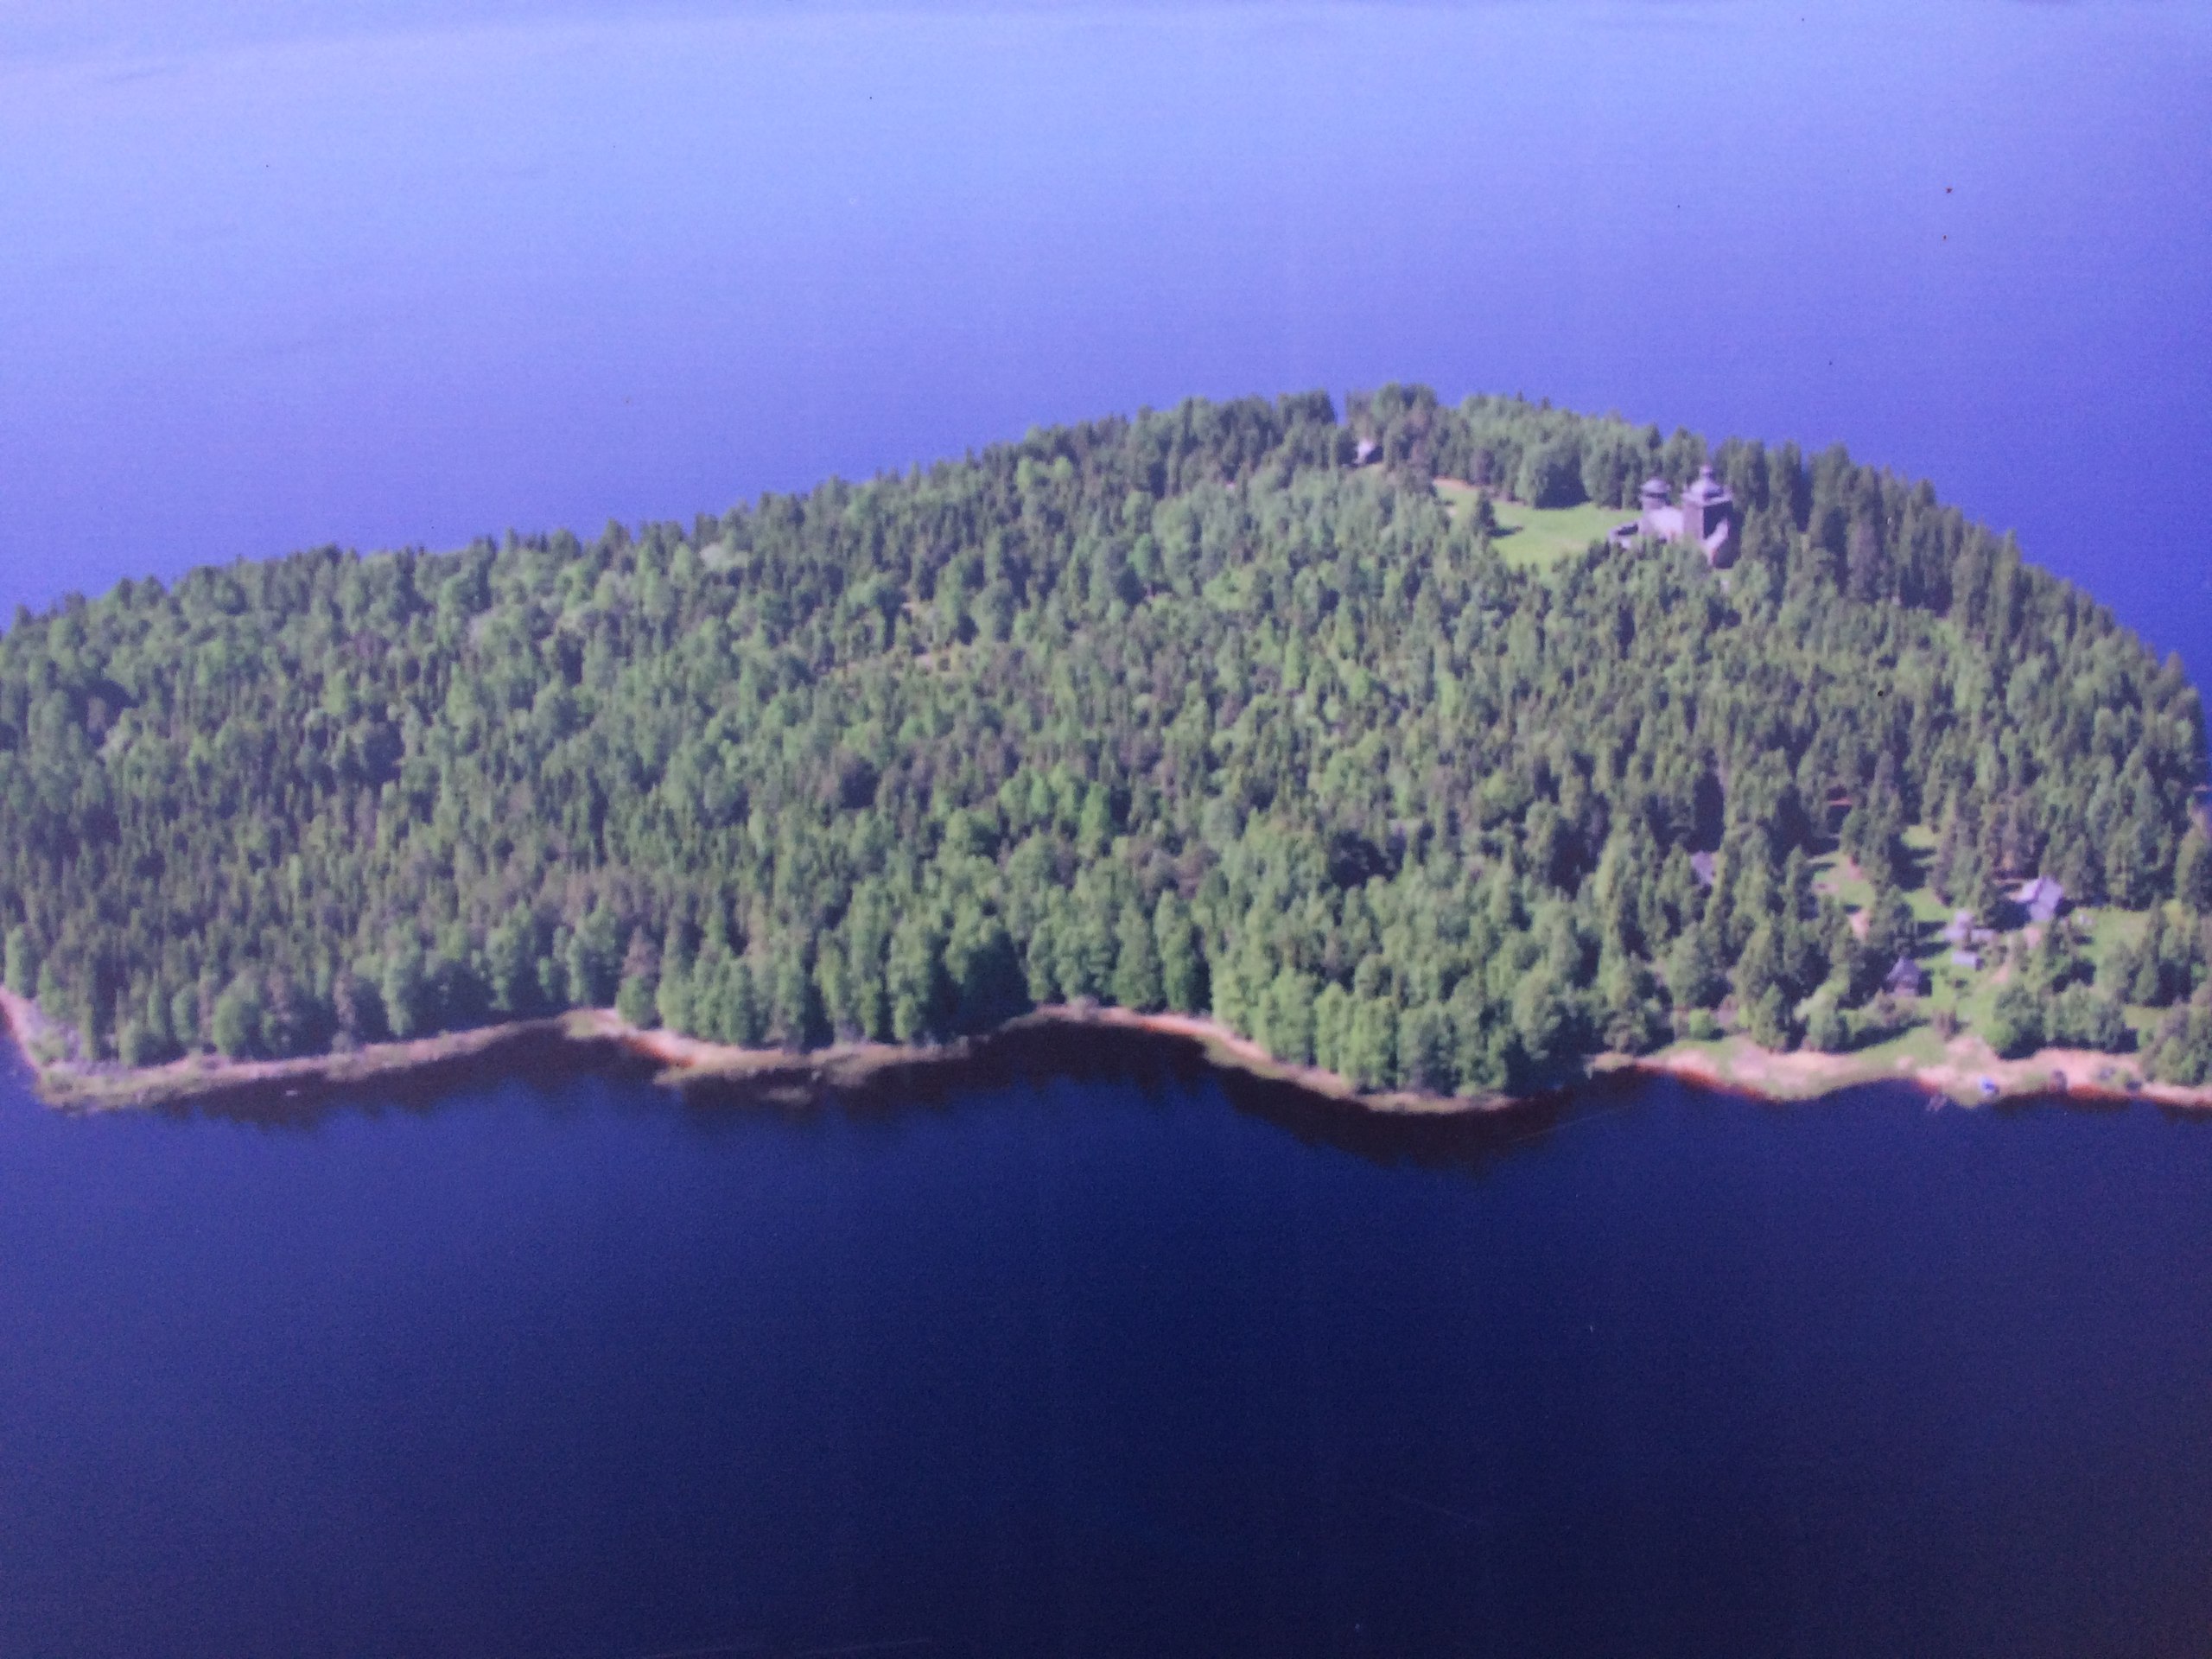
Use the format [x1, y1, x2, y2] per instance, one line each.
[1884, 957, 1929, 998]
[2016, 875, 2065, 926]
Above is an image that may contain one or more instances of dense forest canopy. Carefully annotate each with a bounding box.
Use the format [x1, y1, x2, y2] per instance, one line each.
[3, 386, 2208, 1091]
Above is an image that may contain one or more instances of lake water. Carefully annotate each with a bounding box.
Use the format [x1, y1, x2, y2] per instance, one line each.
[5, 1039, 2212, 1658]
[5, 3, 2211, 672]
[7, 7, 2212, 1652]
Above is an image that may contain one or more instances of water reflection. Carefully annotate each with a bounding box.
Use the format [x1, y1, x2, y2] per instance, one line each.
[98, 1016, 1592, 1176]
[94, 1016, 2202, 1178]
[8, 1004, 2212, 1659]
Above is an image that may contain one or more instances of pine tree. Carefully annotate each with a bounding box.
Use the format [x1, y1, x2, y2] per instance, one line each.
[1154, 893, 1205, 1015]
[1111, 901, 1164, 1012]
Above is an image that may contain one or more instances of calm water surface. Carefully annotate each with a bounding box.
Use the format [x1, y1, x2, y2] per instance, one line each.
[5, 3, 2211, 671]
[3, 1046, 2210, 1658]
[7, 8, 2212, 1655]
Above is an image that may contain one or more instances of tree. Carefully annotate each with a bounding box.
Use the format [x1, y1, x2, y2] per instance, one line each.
[568, 907, 624, 1008]
[1023, 916, 1062, 1007]
[1803, 996, 1847, 1054]
[1057, 896, 1116, 1002]
[1077, 784, 1116, 858]
[721, 959, 767, 1047]
[1667, 927, 1724, 1010]
[0, 388, 2196, 1104]
[1598, 953, 1665, 1054]
[1866, 887, 1918, 964]
[486, 909, 536, 1015]
[1516, 440, 1584, 509]
[1155, 893, 1207, 1015]
[170, 984, 203, 1052]
[118, 1018, 160, 1070]
[380, 938, 427, 1041]
[1344, 995, 1397, 1090]
[616, 928, 661, 1027]
[1511, 968, 1572, 1071]
[770, 940, 825, 1047]
[209, 975, 266, 1059]
[1111, 901, 1164, 1013]
[810, 939, 852, 1040]
[1265, 969, 1317, 1065]
[1743, 985, 1796, 1052]
[2049, 984, 2128, 1052]
[2178, 826, 2212, 914]
[1733, 922, 1783, 1010]
[2148, 999, 2212, 1084]
[947, 909, 1023, 1031]
[3, 926, 35, 997]
[1397, 1002, 1454, 1093]
[1986, 982, 2045, 1059]
[888, 917, 947, 1043]
[616, 973, 658, 1027]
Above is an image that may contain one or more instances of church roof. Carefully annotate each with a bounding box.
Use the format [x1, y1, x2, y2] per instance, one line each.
[1682, 464, 1732, 505]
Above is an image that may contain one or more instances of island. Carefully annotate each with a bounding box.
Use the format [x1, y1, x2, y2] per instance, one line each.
[4, 387, 2210, 1115]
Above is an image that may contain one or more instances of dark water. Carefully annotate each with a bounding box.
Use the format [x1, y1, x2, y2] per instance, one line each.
[6, 4, 2212, 676]
[5, 1038, 2212, 1658]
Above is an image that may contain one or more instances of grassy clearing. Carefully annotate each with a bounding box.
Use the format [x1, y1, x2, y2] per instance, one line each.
[1490, 501, 1626, 570]
[1809, 849, 1874, 912]
[1431, 479, 1624, 572]
[1811, 825, 2173, 1063]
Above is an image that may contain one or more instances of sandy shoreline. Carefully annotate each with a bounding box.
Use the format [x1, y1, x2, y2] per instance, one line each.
[4, 984, 2209, 1116]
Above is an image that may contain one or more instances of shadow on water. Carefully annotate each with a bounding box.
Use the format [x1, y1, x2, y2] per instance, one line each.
[131, 1016, 1594, 1177]
[124, 1016, 2209, 1173]
[136, 1023, 662, 1130]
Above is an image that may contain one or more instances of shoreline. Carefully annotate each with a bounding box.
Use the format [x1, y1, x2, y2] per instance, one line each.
[4, 985, 2209, 1117]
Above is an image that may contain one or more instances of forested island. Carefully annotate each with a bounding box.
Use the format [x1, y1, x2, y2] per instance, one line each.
[5, 387, 2212, 1113]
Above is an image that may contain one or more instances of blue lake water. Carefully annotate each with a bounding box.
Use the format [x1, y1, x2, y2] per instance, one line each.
[5, 1043, 2212, 1658]
[4, 3, 2211, 669]
[8, 6, 2212, 1652]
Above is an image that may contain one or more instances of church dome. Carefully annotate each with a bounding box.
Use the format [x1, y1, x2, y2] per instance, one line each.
[1683, 464, 1732, 504]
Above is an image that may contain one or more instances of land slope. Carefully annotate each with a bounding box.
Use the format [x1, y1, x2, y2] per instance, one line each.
[3, 387, 2208, 1112]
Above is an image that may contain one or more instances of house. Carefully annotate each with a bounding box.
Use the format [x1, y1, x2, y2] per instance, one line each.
[1949, 948, 1983, 970]
[1688, 850, 1717, 888]
[1609, 466, 1738, 567]
[2016, 875, 2065, 925]
[1942, 910, 1976, 947]
[1884, 957, 1929, 997]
